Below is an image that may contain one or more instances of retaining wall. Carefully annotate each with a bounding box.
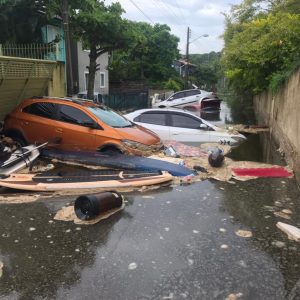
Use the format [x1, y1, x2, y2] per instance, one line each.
[254, 67, 300, 175]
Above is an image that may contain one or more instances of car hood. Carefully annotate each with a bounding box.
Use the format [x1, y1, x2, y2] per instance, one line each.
[117, 125, 161, 145]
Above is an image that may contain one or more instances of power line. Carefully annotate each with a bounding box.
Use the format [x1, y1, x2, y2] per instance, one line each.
[172, 0, 188, 26]
[128, 0, 154, 24]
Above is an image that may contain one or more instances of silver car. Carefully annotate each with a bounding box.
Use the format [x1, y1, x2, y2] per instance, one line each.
[125, 108, 246, 146]
[152, 89, 221, 111]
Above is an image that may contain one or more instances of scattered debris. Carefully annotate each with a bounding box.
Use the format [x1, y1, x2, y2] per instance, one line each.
[0, 170, 173, 191]
[226, 124, 268, 134]
[75, 191, 124, 221]
[200, 143, 232, 156]
[54, 201, 125, 225]
[272, 241, 286, 248]
[128, 262, 137, 270]
[164, 146, 178, 157]
[221, 244, 229, 249]
[208, 147, 224, 168]
[0, 194, 41, 204]
[277, 222, 300, 242]
[142, 195, 155, 199]
[149, 155, 184, 165]
[282, 209, 293, 215]
[0, 261, 3, 278]
[274, 211, 291, 220]
[164, 141, 207, 157]
[225, 292, 243, 300]
[231, 166, 293, 178]
[235, 230, 253, 238]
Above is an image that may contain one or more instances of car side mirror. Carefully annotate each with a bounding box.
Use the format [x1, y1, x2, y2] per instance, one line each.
[199, 124, 208, 130]
[82, 120, 100, 129]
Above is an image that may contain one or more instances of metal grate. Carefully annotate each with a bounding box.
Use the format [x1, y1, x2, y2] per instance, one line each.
[0, 43, 64, 62]
[0, 58, 55, 79]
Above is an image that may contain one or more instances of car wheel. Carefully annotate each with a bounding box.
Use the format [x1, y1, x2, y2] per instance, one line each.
[98, 146, 122, 155]
[5, 132, 27, 147]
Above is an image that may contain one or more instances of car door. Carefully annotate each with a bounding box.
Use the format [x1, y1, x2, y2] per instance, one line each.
[21, 102, 58, 144]
[179, 90, 201, 107]
[56, 104, 96, 151]
[169, 112, 211, 143]
[133, 112, 169, 140]
[166, 91, 186, 107]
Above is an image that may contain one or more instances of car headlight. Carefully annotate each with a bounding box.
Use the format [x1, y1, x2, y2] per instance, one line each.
[121, 139, 145, 149]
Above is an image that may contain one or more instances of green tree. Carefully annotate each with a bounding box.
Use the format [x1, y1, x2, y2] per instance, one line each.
[69, 0, 133, 99]
[0, 0, 48, 43]
[109, 22, 180, 87]
[222, 0, 300, 96]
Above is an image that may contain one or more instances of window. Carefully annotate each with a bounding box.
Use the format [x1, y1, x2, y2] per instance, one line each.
[170, 113, 201, 129]
[168, 91, 185, 101]
[87, 106, 131, 128]
[58, 104, 94, 126]
[100, 72, 105, 88]
[138, 113, 167, 126]
[84, 72, 89, 90]
[185, 90, 200, 97]
[23, 102, 57, 119]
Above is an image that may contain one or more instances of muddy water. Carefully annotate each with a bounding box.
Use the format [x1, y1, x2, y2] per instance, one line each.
[0, 103, 300, 299]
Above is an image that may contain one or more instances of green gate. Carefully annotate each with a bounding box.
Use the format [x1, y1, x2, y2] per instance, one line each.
[103, 92, 149, 112]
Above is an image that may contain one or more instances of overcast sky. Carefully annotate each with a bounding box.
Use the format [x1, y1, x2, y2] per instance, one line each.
[106, 0, 242, 54]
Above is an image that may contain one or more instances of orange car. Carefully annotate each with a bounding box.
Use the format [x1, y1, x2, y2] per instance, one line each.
[3, 97, 163, 154]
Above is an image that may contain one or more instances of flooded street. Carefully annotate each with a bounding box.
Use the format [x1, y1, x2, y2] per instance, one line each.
[1, 103, 300, 300]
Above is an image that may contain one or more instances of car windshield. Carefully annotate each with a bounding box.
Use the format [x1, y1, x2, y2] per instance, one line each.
[87, 106, 132, 128]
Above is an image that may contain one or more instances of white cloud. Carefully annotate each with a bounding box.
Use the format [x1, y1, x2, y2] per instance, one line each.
[106, 0, 243, 54]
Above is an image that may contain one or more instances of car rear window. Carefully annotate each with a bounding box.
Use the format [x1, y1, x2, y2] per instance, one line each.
[23, 102, 58, 119]
[137, 113, 167, 126]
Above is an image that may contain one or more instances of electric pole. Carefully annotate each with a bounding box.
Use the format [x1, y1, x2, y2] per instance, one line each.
[185, 27, 191, 89]
[62, 0, 74, 96]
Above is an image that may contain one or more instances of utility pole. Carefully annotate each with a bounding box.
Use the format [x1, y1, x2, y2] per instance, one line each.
[185, 27, 191, 89]
[62, 0, 74, 96]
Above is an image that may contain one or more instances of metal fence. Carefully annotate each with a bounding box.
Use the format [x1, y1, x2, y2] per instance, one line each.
[0, 43, 64, 62]
[103, 92, 149, 112]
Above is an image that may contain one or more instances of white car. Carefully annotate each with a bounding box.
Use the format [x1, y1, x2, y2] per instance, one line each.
[152, 89, 221, 111]
[77, 91, 103, 104]
[125, 108, 246, 146]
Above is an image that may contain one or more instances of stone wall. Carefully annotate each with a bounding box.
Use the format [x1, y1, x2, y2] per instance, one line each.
[254, 67, 300, 175]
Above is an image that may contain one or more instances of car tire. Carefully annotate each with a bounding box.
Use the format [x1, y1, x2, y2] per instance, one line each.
[98, 146, 122, 155]
[5, 132, 27, 147]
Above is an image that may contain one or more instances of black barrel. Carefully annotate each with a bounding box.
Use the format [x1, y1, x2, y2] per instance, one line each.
[208, 147, 224, 168]
[75, 191, 123, 220]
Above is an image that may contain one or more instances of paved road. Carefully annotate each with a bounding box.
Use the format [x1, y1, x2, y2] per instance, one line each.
[0, 104, 300, 300]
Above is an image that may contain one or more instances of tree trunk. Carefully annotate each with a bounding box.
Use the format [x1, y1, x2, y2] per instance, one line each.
[87, 44, 97, 100]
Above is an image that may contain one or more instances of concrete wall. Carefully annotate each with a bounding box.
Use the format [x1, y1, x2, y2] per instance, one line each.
[76, 42, 109, 95]
[47, 61, 66, 97]
[254, 67, 300, 174]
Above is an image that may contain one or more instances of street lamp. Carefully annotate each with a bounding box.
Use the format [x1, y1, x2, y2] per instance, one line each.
[185, 28, 208, 89]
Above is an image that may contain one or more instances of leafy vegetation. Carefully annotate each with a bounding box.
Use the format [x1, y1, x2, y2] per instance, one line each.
[109, 22, 180, 87]
[222, 0, 300, 95]
[0, 0, 48, 43]
[69, 0, 134, 99]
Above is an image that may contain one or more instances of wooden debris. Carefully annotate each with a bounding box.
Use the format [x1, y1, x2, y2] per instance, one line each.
[276, 222, 300, 242]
